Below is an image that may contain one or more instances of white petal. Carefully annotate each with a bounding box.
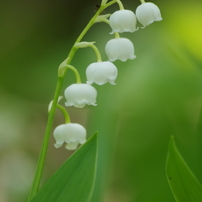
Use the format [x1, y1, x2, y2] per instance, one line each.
[64, 123, 87, 143]
[136, 2, 162, 28]
[65, 142, 79, 150]
[105, 39, 118, 62]
[64, 84, 97, 108]
[105, 38, 136, 62]
[86, 61, 118, 85]
[53, 123, 87, 150]
[53, 124, 67, 148]
[54, 143, 63, 148]
[110, 10, 138, 33]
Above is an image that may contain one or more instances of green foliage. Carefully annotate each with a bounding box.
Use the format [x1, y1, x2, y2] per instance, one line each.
[31, 133, 98, 202]
[166, 136, 202, 202]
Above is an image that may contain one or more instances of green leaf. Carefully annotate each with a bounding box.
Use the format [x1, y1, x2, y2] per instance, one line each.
[31, 133, 98, 202]
[166, 136, 202, 202]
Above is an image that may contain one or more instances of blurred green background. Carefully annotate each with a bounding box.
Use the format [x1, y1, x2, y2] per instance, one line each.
[0, 0, 202, 201]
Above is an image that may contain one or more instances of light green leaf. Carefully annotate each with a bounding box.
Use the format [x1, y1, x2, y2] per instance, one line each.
[166, 136, 202, 202]
[31, 133, 98, 202]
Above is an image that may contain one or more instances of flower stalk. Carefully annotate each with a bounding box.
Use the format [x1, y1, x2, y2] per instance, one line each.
[27, 2, 118, 201]
[116, 0, 124, 10]
[88, 44, 102, 62]
[66, 65, 82, 84]
[56, 104, 71, 123]
[114, 32, 120, 38]
[75, 42, 102, 62]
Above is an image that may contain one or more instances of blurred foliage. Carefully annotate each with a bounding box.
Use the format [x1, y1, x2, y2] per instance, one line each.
[0, 0, 202, 202]
[166, 137, 202, 202]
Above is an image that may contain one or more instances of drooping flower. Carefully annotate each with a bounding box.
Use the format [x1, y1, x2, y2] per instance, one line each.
[86, 61, 118, 85]
[53, 123, 86, 150]
[109, 10, 138, 33]
[105, 38, 136, 62]
[136, 2, 162, 28]
[64, 83, 97, 108]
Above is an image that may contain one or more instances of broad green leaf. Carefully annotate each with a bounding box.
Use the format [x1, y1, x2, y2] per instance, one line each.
[166, 136, 202, 202]
[31, 133, 98, 202]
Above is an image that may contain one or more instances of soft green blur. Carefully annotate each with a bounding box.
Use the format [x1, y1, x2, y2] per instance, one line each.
[0, 0, 202, 202]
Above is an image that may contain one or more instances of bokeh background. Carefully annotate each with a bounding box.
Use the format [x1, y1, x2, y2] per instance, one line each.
[1, 0, 202, 201]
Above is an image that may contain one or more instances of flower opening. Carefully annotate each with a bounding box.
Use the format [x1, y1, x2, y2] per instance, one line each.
[64, 83, 97, 108]
[53, 123, 86, 150]
[136, 2, 162, 28]
[86, 61, 118, 85]
[109, 10, 138, 33]
[105, 38, 136, 62]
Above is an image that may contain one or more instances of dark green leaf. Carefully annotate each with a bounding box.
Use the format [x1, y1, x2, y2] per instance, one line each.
[166, 136, 202, 202]
[31, 133, 98, 202]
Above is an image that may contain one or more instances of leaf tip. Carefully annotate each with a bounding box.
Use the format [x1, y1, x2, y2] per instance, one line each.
[168, 135, 176, 151]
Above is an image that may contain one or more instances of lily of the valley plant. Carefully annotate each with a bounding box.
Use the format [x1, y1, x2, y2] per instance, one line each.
[27, 0, 162, 201]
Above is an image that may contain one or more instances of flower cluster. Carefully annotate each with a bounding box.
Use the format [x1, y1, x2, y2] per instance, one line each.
[52, 0, 162, 150]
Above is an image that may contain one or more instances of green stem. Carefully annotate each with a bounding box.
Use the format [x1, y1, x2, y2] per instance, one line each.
[74, 43, 102, 62]
[88, 44, 102, 62]
[27, 77, 64, 201]
[67, 0, 117, 62]
[105, 0, 117, 8]
[140, 0, 146, 3]
[95, 17, 110, 25]
[66, 65, 81, 83]
[101, 0, 108, 5]
[116, 0, 124, 10]
[27, 1, 118, 201]
[57, 104, 71, 123]
[114, 32, 120, 38]
[67, 7, 104, 63]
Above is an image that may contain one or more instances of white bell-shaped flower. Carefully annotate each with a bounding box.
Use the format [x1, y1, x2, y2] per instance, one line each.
[53, 123, 86, 150]
[64, 83, 97, 108]
[86, 61, 118, 85]
[136, 2, 162, 28]
[109, 10, 138, 33]
[105, 38, 136, 62]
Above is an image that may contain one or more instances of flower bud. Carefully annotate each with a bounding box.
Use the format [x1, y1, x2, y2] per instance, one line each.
[109, 10, 138, 33]
[136, 2, 162, 28]
[105, 38, 136, 62]
[53, 123, 86, 150]
[64, 83, 97, 108]
[86, 61, 118, 85]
